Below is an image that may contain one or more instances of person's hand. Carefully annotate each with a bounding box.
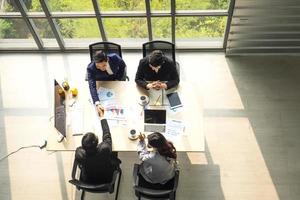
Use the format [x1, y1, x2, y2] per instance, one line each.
[138, 132, 145, 141]
[155, 82, 167, 90]
[159, 82, 167, 89]
[152, 82, 167, 90]
[153, 82, 161, 90]
[96, 104, 104, 117]
[146, 83, 153, 89]
[146, 81, 158, 89]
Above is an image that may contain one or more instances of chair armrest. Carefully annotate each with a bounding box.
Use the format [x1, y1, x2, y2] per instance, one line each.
[172, 169, 180, 192]
[71, 159, 79, 179]
[110, 169, 119, 185]
[175, 61, 180, 77]
[132, 163, 140, 186]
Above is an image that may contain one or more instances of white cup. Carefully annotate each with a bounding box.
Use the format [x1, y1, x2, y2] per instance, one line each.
[139, 95, 149, 106]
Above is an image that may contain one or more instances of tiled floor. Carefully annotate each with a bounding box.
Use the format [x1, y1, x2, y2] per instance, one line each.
[1, 52, 300, 200]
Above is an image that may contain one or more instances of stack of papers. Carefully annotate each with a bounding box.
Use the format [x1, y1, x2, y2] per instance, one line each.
[165, 119, 185, 141]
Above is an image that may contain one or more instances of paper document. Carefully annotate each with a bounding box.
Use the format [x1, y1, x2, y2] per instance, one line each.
[148, 89, 163, 106]
[97, 87, 116, 101]
[104, 105, 127, 121]
[165, 119, 185, 141]
[70, 108, 84, 135]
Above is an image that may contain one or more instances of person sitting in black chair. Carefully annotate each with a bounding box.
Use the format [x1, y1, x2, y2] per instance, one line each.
[137, 132, 177, 189]
[135, 50, 179, 91]
[87, 50, 127, 116]
[75, 112, 121, 184]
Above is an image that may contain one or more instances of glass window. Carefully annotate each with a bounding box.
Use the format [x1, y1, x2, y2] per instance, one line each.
[103, 18, 148, 47]
[55, 18, 101, 48]
[48, 0, 94, 12]
[0, 19, 33, 39]
[0, 0, 20, 12]
[32, 19, 59, 48]
[98, 0, 145, 11]
[176, 16, 227, 47]
[152, 17, 171, 41]
[151, 0, 170, 12]
[176, 0, 229, 10]
[25, 0, 43, 12]
[0, 18, 37, 49]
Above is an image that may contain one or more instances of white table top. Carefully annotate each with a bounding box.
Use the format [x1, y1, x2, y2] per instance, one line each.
[47, 81, 204, 152]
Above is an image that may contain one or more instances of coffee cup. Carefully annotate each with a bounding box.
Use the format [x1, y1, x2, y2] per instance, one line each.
[130, 129, 136, 136]
[129, 129, 138, 140]
[139, 95, 149, 106]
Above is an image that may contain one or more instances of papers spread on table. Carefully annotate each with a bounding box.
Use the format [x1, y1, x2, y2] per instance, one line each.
[69, 104, 84, 135]
[96, 87, 128, 127]
[104, 105, 127, 121]
[97, 87, 116, 101]
[165, 119, 185, 141]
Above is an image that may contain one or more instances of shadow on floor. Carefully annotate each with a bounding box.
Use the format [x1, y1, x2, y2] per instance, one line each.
[226, 56, 300, 200]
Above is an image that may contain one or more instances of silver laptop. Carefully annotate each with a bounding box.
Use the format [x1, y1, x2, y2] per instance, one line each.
[144, 109, 166, 133]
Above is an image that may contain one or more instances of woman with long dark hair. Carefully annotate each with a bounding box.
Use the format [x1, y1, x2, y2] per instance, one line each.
[137, 132, 177, 187]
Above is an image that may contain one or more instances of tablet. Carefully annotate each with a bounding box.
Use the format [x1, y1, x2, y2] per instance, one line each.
[167, 92, 183, 109]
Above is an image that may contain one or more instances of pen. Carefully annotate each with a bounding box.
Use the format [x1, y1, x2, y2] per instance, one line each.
[155, 95, 161, 105]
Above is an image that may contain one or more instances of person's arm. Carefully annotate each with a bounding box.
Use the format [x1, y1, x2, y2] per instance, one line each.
[100, 118, 112, 148]
[137, 140, 153, 161]
[114, 55, 126, 81]
[87, 67, 100, 103]
[165, 60, 179, 90]
[135, 59, 149, 89]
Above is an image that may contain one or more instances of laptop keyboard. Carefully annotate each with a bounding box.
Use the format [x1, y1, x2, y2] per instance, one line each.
[144, 124, 166, 133]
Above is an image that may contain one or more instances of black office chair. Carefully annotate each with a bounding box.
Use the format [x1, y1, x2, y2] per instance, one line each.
[89, 41, 122, 60]
[87, 41, 128, 81]
[133, 163, 179, 200]
[69, 159, 122, 200]
[142, 40, 180, 77]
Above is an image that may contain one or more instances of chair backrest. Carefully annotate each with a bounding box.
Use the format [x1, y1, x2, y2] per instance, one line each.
[89, 42, 122, 62]
[69, 158, 122, 200]
[142, 40, 176, 62]
[133, 163, 179, 200]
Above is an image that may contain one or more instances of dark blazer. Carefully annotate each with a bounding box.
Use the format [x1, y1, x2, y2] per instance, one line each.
[87, 53, 126, 103]
[75, 119, 120, 184]
[135, 56, 179, 90]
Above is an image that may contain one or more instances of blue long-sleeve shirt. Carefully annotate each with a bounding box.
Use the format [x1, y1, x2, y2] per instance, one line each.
[87, 53, 126, 104]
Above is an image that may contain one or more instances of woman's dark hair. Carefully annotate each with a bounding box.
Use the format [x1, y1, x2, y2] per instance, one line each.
[147, 132, 177, 159]
[82, 132, 98, 154]
[149, 50, 165, 67]
[93, 50, 108, 63]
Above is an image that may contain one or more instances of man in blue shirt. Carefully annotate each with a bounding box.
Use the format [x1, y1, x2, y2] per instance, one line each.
[87, 51, 126, 116]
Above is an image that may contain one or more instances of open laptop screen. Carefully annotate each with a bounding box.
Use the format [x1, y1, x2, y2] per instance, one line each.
[54, 80, 66, 137]
[144, 109, 166, 124]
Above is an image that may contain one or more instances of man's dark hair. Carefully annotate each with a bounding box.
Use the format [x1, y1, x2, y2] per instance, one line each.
[82, 132, 99, 154]
[149, 50, 165, 67]
[93, 51, 108, 63]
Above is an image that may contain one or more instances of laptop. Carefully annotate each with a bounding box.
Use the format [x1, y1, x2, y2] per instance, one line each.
[144, 109, 166, 133]
[54, 80, 66, 138]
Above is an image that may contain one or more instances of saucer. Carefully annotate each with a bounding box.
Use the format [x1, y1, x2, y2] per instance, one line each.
[128, 134, 139, 140]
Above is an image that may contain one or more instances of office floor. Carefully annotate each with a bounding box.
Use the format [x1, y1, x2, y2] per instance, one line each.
[1, 52, 300, 200]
